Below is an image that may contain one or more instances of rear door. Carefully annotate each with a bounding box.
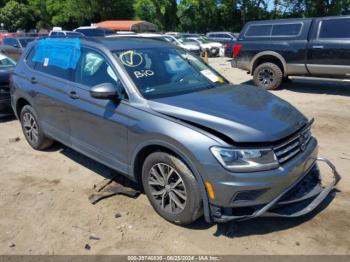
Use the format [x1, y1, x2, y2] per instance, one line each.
[24, 46, 71, 144]
[65, 47, 129, 174]
[307, 17, 350, 77]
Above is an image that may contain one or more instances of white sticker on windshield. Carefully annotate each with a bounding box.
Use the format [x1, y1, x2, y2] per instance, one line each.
[200, 69, 219, 82]
[43, 58, 49, 67]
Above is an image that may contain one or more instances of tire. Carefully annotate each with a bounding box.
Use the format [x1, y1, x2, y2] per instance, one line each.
[253, 62, 283, 90]
[20, 105, 53, 150]
[142, 152, 203, 225]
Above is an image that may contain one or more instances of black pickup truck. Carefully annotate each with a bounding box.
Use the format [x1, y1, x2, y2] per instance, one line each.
[232, 16, 350, 90]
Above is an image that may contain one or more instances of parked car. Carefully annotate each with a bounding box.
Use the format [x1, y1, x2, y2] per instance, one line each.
[1, 36, 36, 61]
[74, 26, 115, 37]
[179, 33, 202, 38]
[206, 31, 237, 42]
[49, 30, 84, 38]
[0, 53, 16, 116]
[0, 32, 16, 45]
[232, 16, 350, 90]
[132, 33, 201, 56]
[11, 37, 339, 225]
[206, 32, 237, 57]
[186, 37, 223, 57]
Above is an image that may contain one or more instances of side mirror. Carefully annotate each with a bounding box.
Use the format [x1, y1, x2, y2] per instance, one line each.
[90, 83, 120, 100]
[13, 44, 19, 48]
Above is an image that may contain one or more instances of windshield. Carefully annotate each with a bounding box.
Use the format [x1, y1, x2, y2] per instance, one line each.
[0, 56, 16, 68]
[198, 37, 210, 43]
[113, 47, 227, 99]
[19, 38, 35, 47]
[162, 36, 178, 45]
[178, 38, 195, 44]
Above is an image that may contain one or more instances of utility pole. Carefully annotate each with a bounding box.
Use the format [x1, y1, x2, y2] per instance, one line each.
[241, 0, 246, 26]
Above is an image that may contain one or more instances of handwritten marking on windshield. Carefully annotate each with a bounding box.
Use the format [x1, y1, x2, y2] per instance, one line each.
[119, 50, 143, 67]
[134, 70, 155, 78]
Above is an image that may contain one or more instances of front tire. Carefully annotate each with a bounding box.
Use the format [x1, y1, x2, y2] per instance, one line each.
[142, 152, 203, 225]
[20, 105, 53, 150]
[253, 62, 283, 90]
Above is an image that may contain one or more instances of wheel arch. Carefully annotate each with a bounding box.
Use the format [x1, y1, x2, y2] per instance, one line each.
[14, 97, 32, 119]
[250, 51, 287, 76]
[130, 140, 212, 223]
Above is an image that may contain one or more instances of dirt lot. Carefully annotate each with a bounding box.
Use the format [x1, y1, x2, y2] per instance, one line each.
[0, 57, 349, 255]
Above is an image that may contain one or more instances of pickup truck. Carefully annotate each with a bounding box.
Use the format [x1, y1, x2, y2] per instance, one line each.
[231, 16, 350, 90]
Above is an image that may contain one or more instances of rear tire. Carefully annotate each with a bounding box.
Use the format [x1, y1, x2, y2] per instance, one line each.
[253, 62, 283, 90]
[20, 105, 53, 150]
[142, 152, 203, 225]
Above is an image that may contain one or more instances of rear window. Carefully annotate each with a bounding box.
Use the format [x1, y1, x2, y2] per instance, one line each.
[75, 29, 103, 36]
[27, 44, 73, 81]
[19, 38, 34, 47]
[66, 32, 83, 37]
[246, 25, 272, 37]
[245, 23, 302, 37]
[319, 18, 350, 39]
[272, 24, 302, 36]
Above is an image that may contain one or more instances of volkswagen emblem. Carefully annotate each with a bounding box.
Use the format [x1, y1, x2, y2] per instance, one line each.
[299, 134, 307, 151]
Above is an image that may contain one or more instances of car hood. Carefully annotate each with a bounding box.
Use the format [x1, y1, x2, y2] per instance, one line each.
[182, 44, 200, 50]
[202, 42, 222, 48]
[148, 85, 307, 143]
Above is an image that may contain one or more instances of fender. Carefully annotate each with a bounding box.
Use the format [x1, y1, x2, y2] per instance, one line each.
[12, 92, 34, 119]
[250, 51, 287, 76]
[130, 139, 212, 223]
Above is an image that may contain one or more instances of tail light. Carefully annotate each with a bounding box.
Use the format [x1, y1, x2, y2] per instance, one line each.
[233, 44, 242, 57]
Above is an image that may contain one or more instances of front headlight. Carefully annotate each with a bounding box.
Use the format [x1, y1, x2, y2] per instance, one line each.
[210, 146, 279, 172]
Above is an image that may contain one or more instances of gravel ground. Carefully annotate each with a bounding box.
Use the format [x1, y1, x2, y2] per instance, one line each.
[0, 57, 349, 255]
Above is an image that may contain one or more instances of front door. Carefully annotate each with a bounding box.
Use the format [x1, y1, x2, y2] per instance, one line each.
[66, 47, 129, 174]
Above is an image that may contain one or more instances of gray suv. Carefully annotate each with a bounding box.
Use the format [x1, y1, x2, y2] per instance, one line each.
[10, 37, 339, 225]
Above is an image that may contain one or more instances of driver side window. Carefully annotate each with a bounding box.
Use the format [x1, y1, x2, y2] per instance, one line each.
[75, 48, 120, 88]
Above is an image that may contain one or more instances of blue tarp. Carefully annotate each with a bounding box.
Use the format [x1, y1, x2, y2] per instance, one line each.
[32, 38, 81, 70]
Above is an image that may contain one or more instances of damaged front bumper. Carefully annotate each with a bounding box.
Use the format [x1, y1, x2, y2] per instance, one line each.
[211, 158, 341, 222]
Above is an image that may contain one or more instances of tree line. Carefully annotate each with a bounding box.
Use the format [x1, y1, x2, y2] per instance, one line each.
[0, 0, 349, 32]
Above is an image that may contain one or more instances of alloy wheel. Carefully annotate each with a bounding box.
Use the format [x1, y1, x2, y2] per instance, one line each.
[148, 163, 187, 214]
[258, 68, 275, 86]
[22, 112, 39, 145]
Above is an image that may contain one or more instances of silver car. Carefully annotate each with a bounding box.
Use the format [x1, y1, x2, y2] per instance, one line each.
[11, 37, 340, 225]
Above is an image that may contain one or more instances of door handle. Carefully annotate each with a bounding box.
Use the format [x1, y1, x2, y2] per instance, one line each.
[30, 77, 37, 84]
[69, 91, 80, 100]
[312, 45, 324, 49]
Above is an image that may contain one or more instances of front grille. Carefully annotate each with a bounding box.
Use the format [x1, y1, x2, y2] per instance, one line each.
[279, 165, 320, 204]
[210, 47, 219, 55]
[273, 125, 312, 164]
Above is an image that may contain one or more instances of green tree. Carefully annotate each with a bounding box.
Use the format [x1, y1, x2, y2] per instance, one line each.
[28, 0, 135, 30]
[178, 0, 220, 32]
[0, 0, 35, 31]
[134, 0, 178, 31]
[134, 0, 160, 28]
[273, 0, 350, 17]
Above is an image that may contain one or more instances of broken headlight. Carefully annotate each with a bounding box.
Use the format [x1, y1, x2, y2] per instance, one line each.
[210, 146, 279, 172]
